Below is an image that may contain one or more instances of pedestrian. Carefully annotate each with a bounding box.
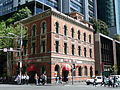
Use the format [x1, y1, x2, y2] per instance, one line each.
[34, 73, 39, 85]
[55, 76, 58, 84]
[58, 75, 62, 84]
[93, 78, 96, 87]
[25, 73, 29, 85]
[15, 74, 21, 85]
[112, 76, 116, 87]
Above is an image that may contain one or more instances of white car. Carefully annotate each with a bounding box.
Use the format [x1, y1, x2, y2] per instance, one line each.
[86, 76, 103, 85]
[95, 76, 103, 84]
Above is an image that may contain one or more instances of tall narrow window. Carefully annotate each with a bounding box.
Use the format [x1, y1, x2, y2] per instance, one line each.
[41, 22, 46, 34]
[78, 46, 81, 56]
[71, 28, 74, 38]
[72, 44, 74, 55]
[64, 25, 67, 36]
[78, 30, 81, 40]
[24, 47, 27, 55]
[64, 43, 67, 54]
[55, 41, 59, 53]
[32, 24, 36, 36]
[41, 40, 45, 53]
[89, 34, 91, 43]
[84, 47, 86, 57]
[84, 32, 86, 41]
[55, 22, 59, 33]
[90, 48, 92, 58]
[31, 42, 35, 54]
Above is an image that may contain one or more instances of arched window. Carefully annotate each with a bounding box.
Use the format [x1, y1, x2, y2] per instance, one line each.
[55, 22, 59, 33]
[41, 22, 46, 34]
[84, 66, 88, 76]
[32, 24, 36, 36]
[89, 34, 91, 43]
[64, 25, 67, 36]
[78, 30, 81, 40]
[84, 32, 86, 41]
[55, 64, 60, 76]
[90, 66, 93, 78]
[71, 28, 74, 38]
[78, 66, 82, 76]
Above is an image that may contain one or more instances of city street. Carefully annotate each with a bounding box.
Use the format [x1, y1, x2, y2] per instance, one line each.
[0, 83, 120, 90]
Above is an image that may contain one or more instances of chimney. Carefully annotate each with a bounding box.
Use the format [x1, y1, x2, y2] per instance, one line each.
[69, 12, 84, 21]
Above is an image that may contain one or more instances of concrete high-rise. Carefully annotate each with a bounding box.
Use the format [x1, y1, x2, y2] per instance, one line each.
[0, 0, 97, 22]
[97, 0, 120, 36]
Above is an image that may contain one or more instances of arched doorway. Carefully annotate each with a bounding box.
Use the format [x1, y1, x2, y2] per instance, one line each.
[55, 64, 60, 76]
[90, 66, 93, 78]
[62, 64, 71, 82]
[78, 66, 82, 76]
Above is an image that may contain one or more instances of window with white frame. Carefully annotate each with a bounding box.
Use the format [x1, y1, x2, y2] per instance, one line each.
[55, 22, 59, 34]
[64, 42, 67, 54]
[71, 28, 74, 38]
[64, 25, 67, 36]
[78, 46, 81, 56]
[72, 44, 75, 55]
[55, 41, 59, 53]
[32, 24, 36, 37]
[31, 42, 35, 54]
[84, 32, 86, 41]
[90, 48, 92, 58]
[41, 40, 46, 53]
[89, 34, 91, 43]
[41, 21, 46, 34]
[84, 47, 86, 57]
[78, 30, 81, 40]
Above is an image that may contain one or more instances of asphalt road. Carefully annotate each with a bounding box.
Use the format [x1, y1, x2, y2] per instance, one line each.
[0, 84, 120, 90]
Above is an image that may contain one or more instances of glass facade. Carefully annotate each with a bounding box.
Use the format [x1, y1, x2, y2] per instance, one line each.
[0, 0, 97, 22]
[97, 0, 120, 36]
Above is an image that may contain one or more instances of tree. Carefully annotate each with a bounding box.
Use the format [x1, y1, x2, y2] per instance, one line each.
[113, 34, 120, 41]
[6, 7, 32, 25]
[92, 18, 109, 35]
[0, 21, 27, 50]
[112, 64, 118, 75]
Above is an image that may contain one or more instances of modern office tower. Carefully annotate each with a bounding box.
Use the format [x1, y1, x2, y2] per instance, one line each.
[62, 0, 97, 22]
[97, 0, 120, 36]
[0, 0, 97, 22]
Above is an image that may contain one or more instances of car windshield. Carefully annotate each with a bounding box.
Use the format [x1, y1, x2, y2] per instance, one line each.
[97, 77, 101, 79]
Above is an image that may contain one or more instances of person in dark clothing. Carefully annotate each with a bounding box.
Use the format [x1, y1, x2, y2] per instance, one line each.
[93, 78, 96, 87]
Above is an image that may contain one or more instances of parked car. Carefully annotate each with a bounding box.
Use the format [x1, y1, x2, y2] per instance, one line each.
[86, 76, 103, 85]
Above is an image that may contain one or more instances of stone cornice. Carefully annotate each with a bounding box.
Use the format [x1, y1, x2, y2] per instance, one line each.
[18, 9, 94, 32]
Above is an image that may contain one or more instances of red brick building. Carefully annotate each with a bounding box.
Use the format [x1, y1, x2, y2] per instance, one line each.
[13, 9, 95, 83]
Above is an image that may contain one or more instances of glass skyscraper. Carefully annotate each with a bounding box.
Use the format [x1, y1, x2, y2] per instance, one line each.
[0, 0, 97, 22]
[97, 0, 120, 36]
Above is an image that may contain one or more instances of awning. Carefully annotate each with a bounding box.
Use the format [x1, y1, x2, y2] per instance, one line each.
[62, 64, 71, 71]
[27, 64, 37, 72]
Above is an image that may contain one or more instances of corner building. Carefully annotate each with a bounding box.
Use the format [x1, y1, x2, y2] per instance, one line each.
[13, 9, 95, 83]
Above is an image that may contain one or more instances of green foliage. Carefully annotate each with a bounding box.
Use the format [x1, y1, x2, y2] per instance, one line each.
[6, 7, 31, 25]
[0, 21, 27, 49]
[113, 34, 120, 41]
[112, 64, 118, 74]
[92, 19, 109, 35]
